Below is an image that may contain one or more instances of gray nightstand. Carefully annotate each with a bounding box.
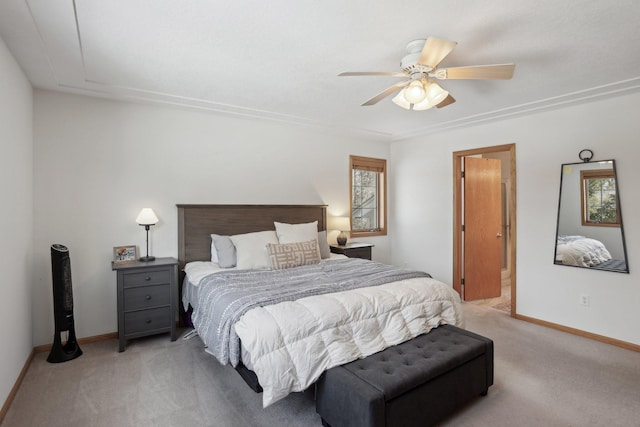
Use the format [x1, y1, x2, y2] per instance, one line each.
[330, 243, 374, 260]
[112, 257, 178, 352]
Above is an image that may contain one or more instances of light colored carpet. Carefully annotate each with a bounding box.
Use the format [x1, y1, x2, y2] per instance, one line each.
[467, 283, 512, 314]
[3, 303, 639, 426]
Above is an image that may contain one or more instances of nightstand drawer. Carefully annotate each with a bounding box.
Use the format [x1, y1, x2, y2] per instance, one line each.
[123, 269, 170, 287]
[124, 284, 170, 311]
[330, 243, 374, 260]
[124, 307, 171, 335]
[344, 248, 371, 259]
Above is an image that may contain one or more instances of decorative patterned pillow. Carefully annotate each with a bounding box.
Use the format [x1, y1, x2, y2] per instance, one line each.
[267, 239, 321, 270]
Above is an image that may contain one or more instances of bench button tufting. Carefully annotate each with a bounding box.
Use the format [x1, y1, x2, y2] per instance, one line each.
[316, 326, 493, 427]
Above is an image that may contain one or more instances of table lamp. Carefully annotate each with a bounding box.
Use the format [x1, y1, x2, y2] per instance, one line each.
[329, 216, 350, 246]
[136, 208, 158, 262]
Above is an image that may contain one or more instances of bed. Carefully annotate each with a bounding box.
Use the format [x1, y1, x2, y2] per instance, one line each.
[555, 235, 612, 267]
[177, 204, 463, 407]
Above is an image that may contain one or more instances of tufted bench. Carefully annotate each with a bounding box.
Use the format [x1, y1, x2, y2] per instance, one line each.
[315, 325, 493, 427]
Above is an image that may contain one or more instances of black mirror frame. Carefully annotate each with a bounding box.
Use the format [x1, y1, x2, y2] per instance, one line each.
[553, 159, 629, 273]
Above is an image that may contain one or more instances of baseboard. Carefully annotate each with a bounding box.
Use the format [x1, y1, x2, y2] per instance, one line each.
[33, 332, 118, 353]
[0, 348, 34, 425]
[515, 313, 640, 352]
[1, 332, 117, 424]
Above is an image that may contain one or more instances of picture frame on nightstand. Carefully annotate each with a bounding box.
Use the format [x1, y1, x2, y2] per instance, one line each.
[113, 245, 137, 263]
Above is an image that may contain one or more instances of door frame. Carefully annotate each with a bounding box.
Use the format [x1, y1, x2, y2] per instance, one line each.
[453, 143, 517, 316]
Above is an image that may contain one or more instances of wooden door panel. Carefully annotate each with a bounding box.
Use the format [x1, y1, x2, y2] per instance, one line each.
[464, 157, 502, 300]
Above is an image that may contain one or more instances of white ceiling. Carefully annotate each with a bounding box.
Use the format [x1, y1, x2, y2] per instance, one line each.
[2, 0, 640, 140]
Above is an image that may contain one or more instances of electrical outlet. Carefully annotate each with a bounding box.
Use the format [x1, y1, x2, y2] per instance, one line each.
[580, 294, 590, 306]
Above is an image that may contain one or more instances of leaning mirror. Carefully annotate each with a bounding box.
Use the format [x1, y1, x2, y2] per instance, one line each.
[554, 153, 629, 273]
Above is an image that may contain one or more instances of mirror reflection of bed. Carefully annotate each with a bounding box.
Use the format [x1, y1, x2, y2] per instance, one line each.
[555, 234, 627, 272]
[554, 157, 629, 273]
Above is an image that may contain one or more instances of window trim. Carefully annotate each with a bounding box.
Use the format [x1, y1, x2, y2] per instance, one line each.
[349, 155, 387, 237]
[580, 168, 620, 227]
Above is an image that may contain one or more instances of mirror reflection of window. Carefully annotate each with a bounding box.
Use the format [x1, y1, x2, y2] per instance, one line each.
[581, 169, 619, 226]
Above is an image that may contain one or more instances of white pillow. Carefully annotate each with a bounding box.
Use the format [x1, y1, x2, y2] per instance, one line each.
[317, 230, 331, 259]
[210, 236, 219, 263]
[230, 230, 279, 270]
[211, 234, 236, 268]
[274, 221, 318, 243]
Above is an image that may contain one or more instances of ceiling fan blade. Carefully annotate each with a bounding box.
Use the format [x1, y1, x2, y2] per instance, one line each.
[339, 71, 407, 77]
[438, 63, 515, 80]
[436, 94, 456, 108]
[418, 36, 458, 68]
[361, 81, 409, 106]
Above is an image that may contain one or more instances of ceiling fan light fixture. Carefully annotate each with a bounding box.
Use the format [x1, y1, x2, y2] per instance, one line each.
[425, 80, 449, 105]
[403, 80, 427, 104]
[339, 35, 514, 110]
[393, 88, 434, 111]
[392, 90, 412, 109]
[411, 96, 436, 111]
[393, 78, 448, 111]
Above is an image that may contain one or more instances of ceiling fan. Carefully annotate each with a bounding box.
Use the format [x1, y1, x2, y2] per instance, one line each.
[339, 36, 515, 111]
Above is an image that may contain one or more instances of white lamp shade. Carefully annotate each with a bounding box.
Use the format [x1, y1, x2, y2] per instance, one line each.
[403, 80, 427, 104]
[136, 208, 159, 225]
[392, 90, 412, 109]
[328, 216, 350, 232]
[411, 95, 436, 111]
[425, 80, 449, 105]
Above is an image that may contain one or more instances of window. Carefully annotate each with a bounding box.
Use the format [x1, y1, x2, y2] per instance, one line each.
[581, 169, 619, 227]
[350, 155, 387, 237]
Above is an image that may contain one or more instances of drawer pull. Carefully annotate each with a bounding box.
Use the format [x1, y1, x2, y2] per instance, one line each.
[145, 319, 152, 324]
[145, 295, 151, 301]
[145, 276, 151, 281]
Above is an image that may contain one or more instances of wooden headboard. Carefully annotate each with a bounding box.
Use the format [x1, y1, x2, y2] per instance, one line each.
[177, 204, 327, 271]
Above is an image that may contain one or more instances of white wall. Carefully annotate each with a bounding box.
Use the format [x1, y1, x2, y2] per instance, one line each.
[391, 92, 640, 345]
[0, 38, 33, 405]
[32, 90, 391, 346]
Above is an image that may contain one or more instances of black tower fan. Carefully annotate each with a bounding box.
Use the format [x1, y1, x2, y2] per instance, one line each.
[47, 244, 82, 363]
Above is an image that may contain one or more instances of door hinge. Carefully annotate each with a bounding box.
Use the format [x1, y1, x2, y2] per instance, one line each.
[461, 171, 465, 178]
[461, 278, 465, 285]
[461, 224, 465, 232]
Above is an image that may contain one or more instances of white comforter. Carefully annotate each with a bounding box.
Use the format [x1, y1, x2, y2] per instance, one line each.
[234, 276, 463, 407]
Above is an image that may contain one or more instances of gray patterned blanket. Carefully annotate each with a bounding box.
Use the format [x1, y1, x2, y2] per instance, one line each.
[190, 258, 430, 366]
